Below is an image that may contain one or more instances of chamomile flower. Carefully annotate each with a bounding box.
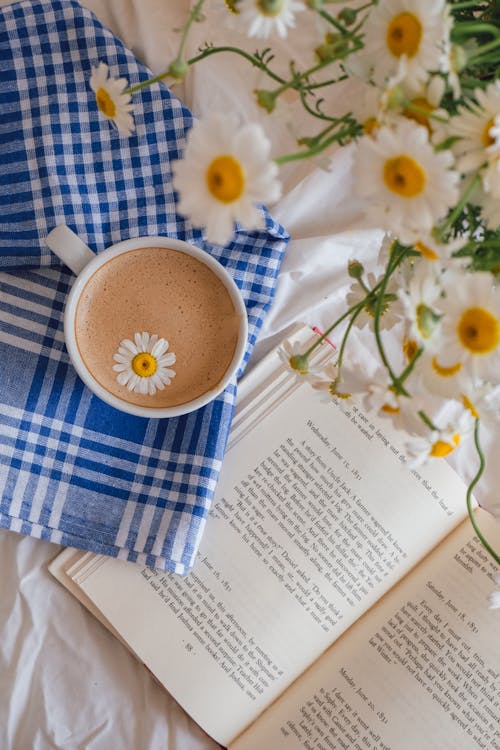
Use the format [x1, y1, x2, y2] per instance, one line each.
[405, 407, 473, 467]
[417, 349, 464, 399]
[449, 82, 500, 174]
[346, 271, 404, 331]
[353, 119, 459, 243]
[399, 261, 442, 344]
[361, 0, 450, 90]
[410, 231, 467, 263]
[237, 0, 305, 39]
[364, 379, 402, 416]
[279, 338, 311, 376]
[436, 271, 500, 381]
[172, 114, 281, 246]
[113, 333, 176, 396]
[89, 62, 134, 136]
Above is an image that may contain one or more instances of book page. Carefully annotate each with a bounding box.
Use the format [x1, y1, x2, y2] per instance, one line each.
[231, 511, 500, 750]
[66, 365, 469, 746]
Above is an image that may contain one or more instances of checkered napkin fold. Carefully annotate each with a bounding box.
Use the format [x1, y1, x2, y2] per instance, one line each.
[0, 0, 288, 573]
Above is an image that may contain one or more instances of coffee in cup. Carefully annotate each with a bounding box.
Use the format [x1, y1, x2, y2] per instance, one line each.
[74, 246, 241, 409]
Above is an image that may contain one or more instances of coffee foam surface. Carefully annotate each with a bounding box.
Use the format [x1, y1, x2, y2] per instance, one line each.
[74, 247, 240, 408]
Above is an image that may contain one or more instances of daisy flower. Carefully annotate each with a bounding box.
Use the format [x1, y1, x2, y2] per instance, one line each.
[113, 332, 176, 396]
[89, 62, 134, 136]
[236, 0, 305, 39]
[353, 118, 459, 243]
[409, 230, 467, 263]
[416, 349, 464, 399]
[279, 338, 312, 376]
[364, 379, 402, 416]
[399, 260, 442, 344]
[360, 0, 450, 90]
[172, 114, 281, 246]
[436, 271, 500, 381]
[346, 271, 404, 332]
[405, 407, 473, 467]
[449, 82, 500, 175]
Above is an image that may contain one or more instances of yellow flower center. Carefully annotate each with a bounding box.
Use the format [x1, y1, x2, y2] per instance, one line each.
[457, 307, 500, 353]
[482, 117, 496, 148]
[132, 352, 157, 377]
[224, 0, 240, 13]
[257, 0, 284, 17]
[206, 155, 245, 203]
[386, 12, 423, 58]
[415, 240, 438, 261]
[404, 97, 434, 130]
[384, 155, 426, 197]
[430, 434, 460, 458]
[363, 117, 379, 135]
[381, 403, 400, 414]
[462, 394, 479, 419]
[432, 357, 462, 377]
[95, 87, 116, 118]
[403, 337, 419, 361]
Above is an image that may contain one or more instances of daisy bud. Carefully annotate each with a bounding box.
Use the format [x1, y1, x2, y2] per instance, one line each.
[168, 59, 188, 80]
[289, 354, 310, 374]
[338, 8, 357, 26]
[348, 259, 364, 280]
[255, 89, 277, 113]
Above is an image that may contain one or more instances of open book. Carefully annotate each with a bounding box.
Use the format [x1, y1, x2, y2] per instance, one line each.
[49, 326, 500, 750]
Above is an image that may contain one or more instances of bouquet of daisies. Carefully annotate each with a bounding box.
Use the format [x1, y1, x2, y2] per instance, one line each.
[89, 0, 500, 599]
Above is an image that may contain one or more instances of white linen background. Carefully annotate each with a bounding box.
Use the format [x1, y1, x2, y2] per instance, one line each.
[0, 2, 497, 749]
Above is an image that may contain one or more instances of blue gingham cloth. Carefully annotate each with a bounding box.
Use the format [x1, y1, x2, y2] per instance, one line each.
[0, 0, 289, 573]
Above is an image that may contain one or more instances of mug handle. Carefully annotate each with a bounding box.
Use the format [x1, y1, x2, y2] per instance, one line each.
[45, 225, 96, 275]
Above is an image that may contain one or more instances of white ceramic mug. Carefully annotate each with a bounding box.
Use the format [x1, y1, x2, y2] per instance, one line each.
[45, 225, 248, 418]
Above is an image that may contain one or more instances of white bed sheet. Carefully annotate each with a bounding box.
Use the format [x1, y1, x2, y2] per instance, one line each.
[1, 2, 498, 749]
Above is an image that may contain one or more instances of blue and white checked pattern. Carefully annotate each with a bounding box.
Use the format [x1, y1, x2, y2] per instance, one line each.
[0, 0, 289, 573]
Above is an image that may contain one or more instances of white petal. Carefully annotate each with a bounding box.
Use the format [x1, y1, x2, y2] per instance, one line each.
[151, 338, 168, 357]
[117, 370, 132, 386]
[157, 353, 176, 367]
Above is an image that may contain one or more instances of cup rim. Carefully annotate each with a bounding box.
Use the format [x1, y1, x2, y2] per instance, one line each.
[64, 236, 248, 418]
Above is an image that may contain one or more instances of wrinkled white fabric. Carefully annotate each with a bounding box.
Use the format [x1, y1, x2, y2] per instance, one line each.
[1, 2, 498, 749]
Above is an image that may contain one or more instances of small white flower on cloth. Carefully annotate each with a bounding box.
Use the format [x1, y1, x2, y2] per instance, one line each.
[89, 61, 135, 136]
[113, 332, 176, 396]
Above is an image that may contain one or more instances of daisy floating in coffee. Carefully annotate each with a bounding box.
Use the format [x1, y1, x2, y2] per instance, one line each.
[113, 332, 176, 396]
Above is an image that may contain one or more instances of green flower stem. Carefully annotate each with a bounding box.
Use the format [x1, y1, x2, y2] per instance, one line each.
[403, 103, 449, 124]
[306, 74, 348, 91]
[467, 420, 500, 566]
[318, 8, 353, 36]
[373, 247, 411, 396]
[434, 172, 482, 242]
[335, 305, 363, 376]
[274, 124, 354, 164]
[418, 409, 438, 431]
[452, 22, 500, 40]
[125, 45, 288, 95]
[188, 45, 286, 84]
[298, 89, 343, 123]
[177, 0, 205, 61]
[272, 56, 350, 99]
[397, 346, 423, 385]
[451, 1, 488, 9]
[124, 70, 173, 95]
[467, 40, 500, 66]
